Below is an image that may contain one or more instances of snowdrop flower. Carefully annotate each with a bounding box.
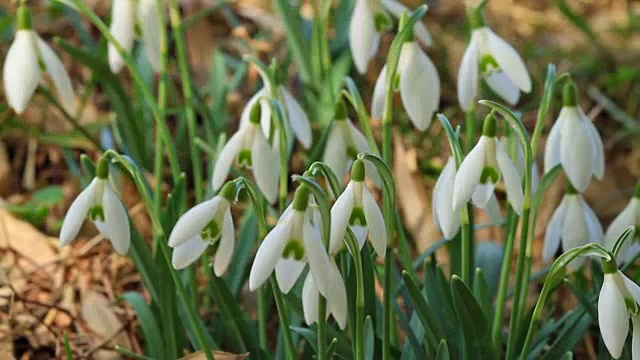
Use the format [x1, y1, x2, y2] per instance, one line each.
[371, 38, 440, 131]
[329, 160, 386, 257]
[168, 183, 236, 275]
[598, 264, 640, 359]
[499, 136, 539, 194]
[238, 66, 312, 149]
[542, 186, 603, 268]
[349, 0, 432, 74]
[4, 6, 74, 114]
[457, 8, 531, 111]
[249, 186, 331, 295]
[59, 158, 130, 255]
[108, 0, 162, 73]
[604, 183, 640, 263]
[544, 81, 604, 192]
[452, 114, 525, 216]
[302, 257, 347, 329]
[433, 158, 502, 240]
[211, 104, 279, 203]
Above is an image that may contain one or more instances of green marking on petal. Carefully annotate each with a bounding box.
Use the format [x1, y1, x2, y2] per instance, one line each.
[479, 167, 499, 184]
[283, 240, 305, 261]
[200, 219, 221, 243]
[237, 149, 252, 167]
[347, 145, 359, 160]
[480, 54, 500, 75]
[349, 207, 367, 227]
[88, 206, 105, 222]
[374, 12, 392, 32]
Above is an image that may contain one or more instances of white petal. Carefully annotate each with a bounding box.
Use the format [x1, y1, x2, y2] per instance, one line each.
[249, 219, 291, 291]
[348, 120, 381, 187]
[605, 199, 638, 256]
[168, 197, 221, 247]
[486, 28, 531, 93]
[543, 197, 567, 262]
[281, 87, 312, 148]
[36, 36, 74, 112]
[457, 32, 479, 111]
[59, 178, 97, 247]
[251, 129, 279, 203]
[329, 182, 355, 254]
[302, 273, 319, 325]
[562, 196, 589, 253]
[351, 226, 368, 250]
[4, 31, 41, 114]
[322, 122, 349, 184]
[214, 208, 235, 276]
[560, 109, 593, 192]
[239, 89, 271, 134]
[327, 259, 348, 329]
[349, 0, 378, 74]
[275, 258, 306, 294]
[379, 0, 432, 47]
[583, 110, 605, 179]
[484, 70, 520, 106]
[211, 128, 245, 191]
[97, 183, 131, 255]
[434, 159, 460, 240]
[581, 197, 604, 245]
[108, 0, 136, 73]
[496, 140, 524, 215]
[531, 161, 540, 195]
[598, 273, 629, 359]
[398, 42, 439, 131]
[371, 66, 387, 121]
[483, 194, 503, 225]
[137, 0, 162, 72]
[303, 217, 331, 297]
[171, 236, 209, 269]
[543, 120, 562, 174]
[362, 186, 386, 257]
[452, 137, 487, 211]
[623, 273, 640, 305]
[471, 183, 496, 209]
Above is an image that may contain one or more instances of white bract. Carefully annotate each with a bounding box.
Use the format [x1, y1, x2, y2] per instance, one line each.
[598, 269, 640, 359]
[349, 0, 432, 74]
[168, 188, 235, 276]
[457, 15, 531, 111]
[544, 82, 604, 192]
[452, 115, 524, 216]
[604, 193, 640, 263]
[59, 176, 130, 255]
[542, 192, 603, 268]
[108, 0, 162, 73]
[249, 190, 331, 295]
[302, 257, 347, 329]
[4, 7, 74, 114]
[211, 112, 279, 203]
[371, 40, 440, 131]
[329, 160, 386, 257]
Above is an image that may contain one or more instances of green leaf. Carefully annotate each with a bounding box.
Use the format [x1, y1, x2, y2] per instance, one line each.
[402, 271, 445, 341]
[226, 208, 258, 297]
[119, 292, 165, 360]
[64, 332, 73, 359]
[557, 0, 597, 42]
[474, 242, 504, 299]
[272, 0, 311, 83]
[540, 309, 591, 360]
[472, 269, 493, 321]
[436, 340, 450, 360]
[363, 316, 374, 360]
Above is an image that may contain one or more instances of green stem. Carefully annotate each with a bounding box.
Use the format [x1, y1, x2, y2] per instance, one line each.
[153, 0, 168, 230]
[70, 0, 180, 182]
[317, 296, 327, 360]
[491, 206, 517, 348]
[465, 105, 476, 152]
[257, 287, 268, 350]
[460, 204, 472, 284]
[271, 277, 297, 360]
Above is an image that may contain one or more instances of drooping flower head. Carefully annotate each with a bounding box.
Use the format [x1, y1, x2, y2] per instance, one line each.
[302, 257, 348, 330]
[349, 0, 432, 74]
[329, 159, 386, 257]
[371, 29, 440, 131]
[249, 186, 331, 295]
[598, 261, 640, 359]
[452, 113, 525, 216]
[605, 182, 640, 263]
[542, 182, 603, 268]
[212, 103, 279, 203]
[544, 80, 605, 192]
[168, 182, 236, 275]
[59, 156, 130, 255]
[4, 5, 74, 114]
[457, 5, 531, 111]
[108, 0, 162, 73]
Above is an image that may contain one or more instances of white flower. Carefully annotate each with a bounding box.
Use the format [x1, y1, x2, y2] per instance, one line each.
[544, 82, 604, 192]
[598, 269, 640, 359]
[542, 192, 603, 267]
[329, 160, 386, 257]
[452, 115, 524, 216]
[371, 40, 440, 131]
[211, 119, 279, 203]
[168, 187, 235, 275]
[4, 8, 74, 114]
[108, 0, 162, 73]
[302, 257, 347, 329]
[457, 25, 531, 111]
[499, 136, 539, 194]
[604, 195, 640, 264]
[59, 176, 130, 255]
[249, 192, 331, 294]
[349, 0, 432, 74]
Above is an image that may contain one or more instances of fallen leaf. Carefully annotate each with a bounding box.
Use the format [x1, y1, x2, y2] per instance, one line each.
[0, 208, 57, 270]
[81, 291, 131, 360]
[178, 351, 250, 360]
